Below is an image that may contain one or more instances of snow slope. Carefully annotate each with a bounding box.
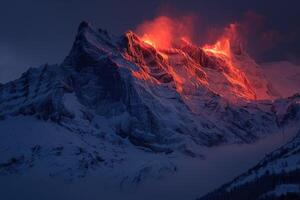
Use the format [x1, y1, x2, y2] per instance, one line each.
[1, 116, 299, 200]
[198, 127, 300, 200]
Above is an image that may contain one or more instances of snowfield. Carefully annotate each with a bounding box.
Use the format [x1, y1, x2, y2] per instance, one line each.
[0, 116, 298, 200]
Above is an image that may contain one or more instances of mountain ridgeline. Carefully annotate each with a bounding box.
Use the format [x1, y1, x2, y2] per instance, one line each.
[0, 21, 299, 185]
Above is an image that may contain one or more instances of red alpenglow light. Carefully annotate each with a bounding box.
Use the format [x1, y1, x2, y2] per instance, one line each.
[136, 16, 240, 58]
[136, 16, 194, 49]
[134, 16, 256, 100]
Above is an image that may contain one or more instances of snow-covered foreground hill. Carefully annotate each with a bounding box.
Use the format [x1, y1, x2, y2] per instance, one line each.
[0, 116, 298, 200]
[0, 21, 300, 200]
[198, 128, 300, 200]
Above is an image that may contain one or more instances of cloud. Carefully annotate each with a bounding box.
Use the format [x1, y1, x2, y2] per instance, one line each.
[135, 15, 196, 49]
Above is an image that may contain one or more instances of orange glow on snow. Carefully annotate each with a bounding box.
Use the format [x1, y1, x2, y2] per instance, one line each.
[143, 38, 156, 47]
[203, 38, 231, 58]
[131, 18, 256, 100]
[202, 24, 255, 100]
[202, 23, 239, 59]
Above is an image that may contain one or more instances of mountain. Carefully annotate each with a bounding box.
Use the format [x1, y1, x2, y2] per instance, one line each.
[198, 128, 300, 200]
[0, 21, 300, 193]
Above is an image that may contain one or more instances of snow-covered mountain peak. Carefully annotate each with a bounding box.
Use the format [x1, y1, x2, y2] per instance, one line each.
[60, 22, 278, 102]
[0, 21, 300, 161]
[63, 21, 116, 69]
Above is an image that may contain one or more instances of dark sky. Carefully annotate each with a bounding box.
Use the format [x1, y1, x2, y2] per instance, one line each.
[1, 0, 299, 83]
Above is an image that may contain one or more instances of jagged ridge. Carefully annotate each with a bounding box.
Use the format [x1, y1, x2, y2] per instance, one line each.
[0, 21, 299, 155]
